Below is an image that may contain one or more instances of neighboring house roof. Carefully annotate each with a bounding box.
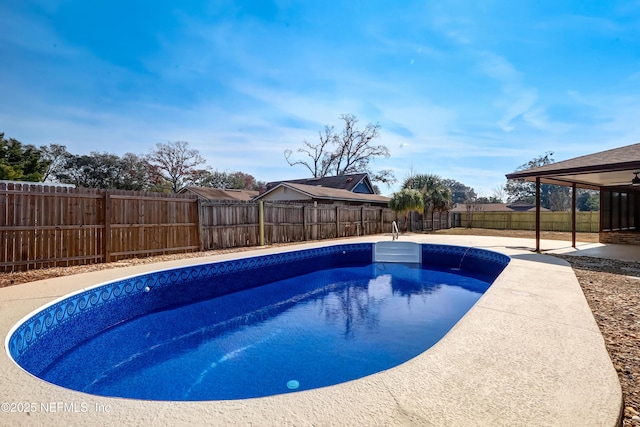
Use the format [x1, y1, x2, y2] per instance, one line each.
[254, 182, 390, 205]
[179, 186, 258, 201]
[505, 142, 640, 189]
[264, 173, 375, 194]
[504, 201, 549, 211]
[451, 202, 550, 213]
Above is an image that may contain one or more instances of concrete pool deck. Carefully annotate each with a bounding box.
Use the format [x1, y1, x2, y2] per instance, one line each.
[0, 235, 623, 426]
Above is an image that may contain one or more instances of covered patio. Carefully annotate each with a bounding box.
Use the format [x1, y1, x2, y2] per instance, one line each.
[506, 143, 640, 252]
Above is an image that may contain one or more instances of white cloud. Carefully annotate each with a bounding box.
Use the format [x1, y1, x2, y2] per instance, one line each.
[495, 89, 538, 132]
[473, 51, 543, 133]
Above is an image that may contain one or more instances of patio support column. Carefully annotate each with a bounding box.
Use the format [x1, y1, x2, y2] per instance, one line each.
[572, 183, 577, 248]
[535, 178, 541, 252]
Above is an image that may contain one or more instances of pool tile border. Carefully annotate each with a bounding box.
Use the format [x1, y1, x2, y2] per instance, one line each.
[8, 243, 509, 377]
[8, 243, 372, 363]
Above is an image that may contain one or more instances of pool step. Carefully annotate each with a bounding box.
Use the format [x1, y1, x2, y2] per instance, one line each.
[374, 241, 422, 263]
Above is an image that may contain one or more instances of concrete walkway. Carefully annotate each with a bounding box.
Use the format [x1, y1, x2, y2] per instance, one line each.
[0, 235, 623, 426]
[546, 241, 640, 263]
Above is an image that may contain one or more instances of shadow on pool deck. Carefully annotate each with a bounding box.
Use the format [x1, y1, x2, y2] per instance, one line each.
[546, 241, 640, 263]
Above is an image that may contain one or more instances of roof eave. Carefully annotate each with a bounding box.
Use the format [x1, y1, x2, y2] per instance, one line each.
[312, 196, 388, 203]
[506, 160, 640, 180]
[510, 176, 600, 190]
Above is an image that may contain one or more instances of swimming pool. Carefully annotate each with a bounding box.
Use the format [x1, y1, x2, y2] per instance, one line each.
[6, 243, 509, 401]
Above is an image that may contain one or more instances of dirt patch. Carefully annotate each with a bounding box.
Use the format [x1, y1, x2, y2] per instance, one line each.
[551, 255, 640, 426]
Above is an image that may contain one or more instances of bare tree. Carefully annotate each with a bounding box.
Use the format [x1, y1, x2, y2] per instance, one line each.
[492, 184, 507, 203]
[285, 125, 336, 178]
[332, 114, 391, 179]
[285, 114, 395, 186]
[548, 186, 571, 211]
[465, 201, 484, 229]
[40, 144, 70, 182]
[146, 141, 206, 193]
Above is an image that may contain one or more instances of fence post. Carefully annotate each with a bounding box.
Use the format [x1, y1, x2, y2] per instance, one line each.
[303, 205, 308, 241]
[336, 206, 340, 238]
[360, 206, 365, 236]
[312, 203, 318, 240]
[259, 201, 265, 246]
[197, 199, 205, 251]
[103, 190, 111, 263]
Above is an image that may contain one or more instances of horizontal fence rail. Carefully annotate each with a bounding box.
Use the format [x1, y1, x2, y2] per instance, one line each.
[454, 211, 600, 232]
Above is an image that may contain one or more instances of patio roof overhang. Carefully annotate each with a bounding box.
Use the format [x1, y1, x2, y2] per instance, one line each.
[505, 143, 640, 190]
[504, 142, 640, 252]
[505, 161, 640, 190]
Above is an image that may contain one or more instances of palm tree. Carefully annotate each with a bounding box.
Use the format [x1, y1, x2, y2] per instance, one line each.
[388, 189, 423, 232]
[402, 173, 452, 230]
[426, 184, 452, 229]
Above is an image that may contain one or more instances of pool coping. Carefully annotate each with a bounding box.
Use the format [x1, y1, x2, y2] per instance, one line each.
[0, 235, 623, 426]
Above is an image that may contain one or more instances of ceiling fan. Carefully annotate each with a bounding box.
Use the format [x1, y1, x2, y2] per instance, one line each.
[633, 172, 640, 186]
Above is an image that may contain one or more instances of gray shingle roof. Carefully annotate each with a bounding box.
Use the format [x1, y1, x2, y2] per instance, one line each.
[255, 182, 389, 204]
[283, 183, 389, 203]
[265, 173, 372, 193]
[180, 187, 258, 201]
[505, 143, 640, 189]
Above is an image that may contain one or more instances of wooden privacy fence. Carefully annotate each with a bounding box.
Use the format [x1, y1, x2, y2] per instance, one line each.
[396, 211, 450, 232]
[455, 211, 600, 232]
[1, 183, 400, 272]
[1, 183, 199, 272]
[198, 202, 261, 249]
[199, 202, 397, 250]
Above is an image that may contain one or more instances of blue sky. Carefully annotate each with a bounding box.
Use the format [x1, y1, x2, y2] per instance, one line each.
[2, 1, 640, 197]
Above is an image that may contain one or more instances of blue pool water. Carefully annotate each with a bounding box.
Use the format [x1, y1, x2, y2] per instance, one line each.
[8, 243, 510, 401]
[38, 262, 489, 400]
